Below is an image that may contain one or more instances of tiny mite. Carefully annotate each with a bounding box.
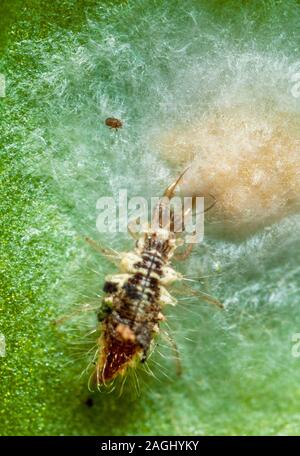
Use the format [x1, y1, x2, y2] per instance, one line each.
[105, 117, 123, 129]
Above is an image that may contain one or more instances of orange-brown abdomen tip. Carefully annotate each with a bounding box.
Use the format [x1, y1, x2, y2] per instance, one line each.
[98, 338, 140, 383]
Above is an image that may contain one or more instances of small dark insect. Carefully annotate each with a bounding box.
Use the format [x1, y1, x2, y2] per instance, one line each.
[84, 397, 94, 407]
[105, 117, 123, 129]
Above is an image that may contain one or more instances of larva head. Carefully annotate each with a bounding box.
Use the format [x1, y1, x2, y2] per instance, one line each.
[135, 228, 180, 260]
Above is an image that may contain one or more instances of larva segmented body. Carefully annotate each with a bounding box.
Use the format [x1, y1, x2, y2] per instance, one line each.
[96, 227, 182, 385]
[91, 168, 221, 387]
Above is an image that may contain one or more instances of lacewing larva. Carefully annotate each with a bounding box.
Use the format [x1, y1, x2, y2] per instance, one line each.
[86, 169, 222, 389]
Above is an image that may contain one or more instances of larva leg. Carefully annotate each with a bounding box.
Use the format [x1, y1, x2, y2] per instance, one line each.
[160, 266, 182, 286]
[127, 220, 140, 240]
[172, 281, 223, 309]
[159, 286, 177, 306]
[196, 290, 223, 309]
[173, 243, 194, 261]
[84, 236, 120, 264]
[53, 303, 99, 325]
[119, 252, 142, 273]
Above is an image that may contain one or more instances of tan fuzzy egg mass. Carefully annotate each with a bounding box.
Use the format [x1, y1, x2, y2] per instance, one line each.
[158, 106, 300, 233]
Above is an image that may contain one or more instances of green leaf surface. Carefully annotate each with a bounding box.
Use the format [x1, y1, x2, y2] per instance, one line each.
[1, 0, 300, 436]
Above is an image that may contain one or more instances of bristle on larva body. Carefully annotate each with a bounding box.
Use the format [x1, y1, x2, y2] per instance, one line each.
[95, 228, 182, 385]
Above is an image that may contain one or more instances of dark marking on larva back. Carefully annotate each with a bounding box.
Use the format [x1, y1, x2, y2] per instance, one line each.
[122, 282, 142, 300]
[103, 281, 118, 294]
[146, 291, 159, 303]
[128, 272, 143, 285]
[149, 276, 159, 290]
[97, 303, 112, 322]
[134, 261, 163, 276]
[142, 252, 160, 264]
[143, 238, 172, 258]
